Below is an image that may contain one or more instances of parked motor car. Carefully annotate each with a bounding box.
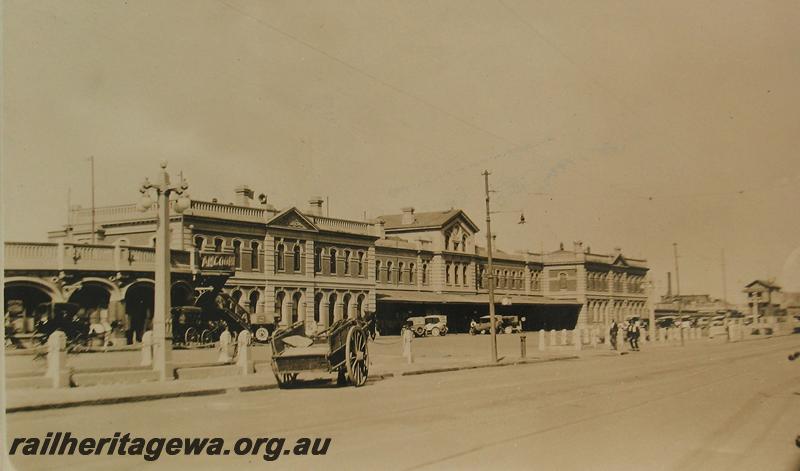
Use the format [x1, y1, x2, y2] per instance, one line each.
[407, 316, 428, 337]
[469, 315, 502, 335]
[500, 315, 525, 334]
[656, 316, 676, 328]
[424, 315, 448, 336]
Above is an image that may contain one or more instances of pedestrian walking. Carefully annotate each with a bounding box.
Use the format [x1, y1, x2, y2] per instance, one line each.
[609, 320, 618, 350]
[401, 320, 414, 363]
[630, 321, 640, 351]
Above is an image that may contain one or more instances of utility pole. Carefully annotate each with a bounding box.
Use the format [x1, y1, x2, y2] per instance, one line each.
[673, 242, 684, 346]
[721, 248, 728, 309]
[89, 156, 96, 243]
[483, 170, 498, 363]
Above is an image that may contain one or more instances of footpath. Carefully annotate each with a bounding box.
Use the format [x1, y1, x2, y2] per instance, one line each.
[5, 330, 786, 413]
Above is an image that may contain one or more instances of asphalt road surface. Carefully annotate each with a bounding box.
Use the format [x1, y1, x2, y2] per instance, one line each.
[6, 335, 800, 471]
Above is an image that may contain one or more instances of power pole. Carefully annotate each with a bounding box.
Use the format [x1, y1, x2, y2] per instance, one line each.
[90, 156, 96, 243]
[483, 170, 498, 363]
[721, 248, 728, 309]
[673, 242, 684, 346]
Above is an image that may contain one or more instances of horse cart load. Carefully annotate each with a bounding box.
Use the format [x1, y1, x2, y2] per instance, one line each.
[270, 318, 370, 388]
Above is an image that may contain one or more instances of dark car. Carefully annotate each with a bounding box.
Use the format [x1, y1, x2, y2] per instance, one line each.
[469, 315, 502, 335]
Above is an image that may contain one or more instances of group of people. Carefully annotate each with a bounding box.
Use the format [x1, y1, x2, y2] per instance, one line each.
[609, 318, 642, 351]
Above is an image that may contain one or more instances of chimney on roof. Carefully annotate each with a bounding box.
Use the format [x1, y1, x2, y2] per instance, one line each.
[308, 196, 324, 216]
[401, 207, 415, 225]
[573, 241, 583, 253]
[235, 185, 254, 207]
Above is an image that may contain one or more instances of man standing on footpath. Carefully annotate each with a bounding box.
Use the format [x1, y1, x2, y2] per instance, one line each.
[609, 320, 619, 351]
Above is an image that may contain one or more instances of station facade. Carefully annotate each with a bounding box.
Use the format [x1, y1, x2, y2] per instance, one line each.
[5, 185, 650, 336]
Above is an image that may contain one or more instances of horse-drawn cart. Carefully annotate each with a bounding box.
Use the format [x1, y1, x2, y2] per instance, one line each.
[270, 318, 369, 388]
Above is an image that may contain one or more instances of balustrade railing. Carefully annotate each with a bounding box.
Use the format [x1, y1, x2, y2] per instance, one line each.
[5, 242, 233, 274]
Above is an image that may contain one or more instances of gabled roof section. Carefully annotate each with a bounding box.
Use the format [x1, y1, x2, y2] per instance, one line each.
[744, 279, 781, 291]
[379, 209, 480, 233]
[611, 253, 630, 267]
[265, 207, 319, 233]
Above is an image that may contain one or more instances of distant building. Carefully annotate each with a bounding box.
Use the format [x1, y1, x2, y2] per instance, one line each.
[744, 279, 784, 319]
[654, 294, 733, 320]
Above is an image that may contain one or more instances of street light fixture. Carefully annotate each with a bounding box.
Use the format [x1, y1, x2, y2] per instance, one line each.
[137, 162, 190, 381]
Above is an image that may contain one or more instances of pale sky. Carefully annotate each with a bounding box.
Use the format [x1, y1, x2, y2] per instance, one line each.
[3, 0, 800, 303]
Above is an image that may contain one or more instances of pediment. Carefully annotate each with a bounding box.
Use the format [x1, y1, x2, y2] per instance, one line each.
[611, 254, 629, 267]
[266, 208, 319, 232]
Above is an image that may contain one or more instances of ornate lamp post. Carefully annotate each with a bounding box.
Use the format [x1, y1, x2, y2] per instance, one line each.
[137, 162, 191, 381]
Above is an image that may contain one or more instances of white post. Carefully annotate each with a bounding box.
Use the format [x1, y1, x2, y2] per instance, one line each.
[560, 329, 567, 346]
[218, 329, 232, 363]
[538, 329, 546, 351]
[237, 330, 251, 375]
[550, 329, 557, 347]
[46, 331, 68, 388]
[140, 330, 153, 366]
[574, 329, 582, 351]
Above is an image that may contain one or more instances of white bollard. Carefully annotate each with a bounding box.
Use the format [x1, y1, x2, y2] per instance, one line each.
[560, 329, 567, 346]
[236, 330, 251, 375]
[402, 328, 413, 364]
[538, 329, 546, 351]
[218, 329, 232, 363]
[46, 331, 68, 388]
[550, 329, 557, 347]
[140, 330, 153, 367]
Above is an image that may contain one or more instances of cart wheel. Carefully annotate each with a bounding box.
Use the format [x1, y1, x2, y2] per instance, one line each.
[345, 326, 369, 387]
[254, 327, 270, 343]
[200, 329, 212, 344]
[184, 327, 198, 345]
[414, 327, 425, 337]
[431, 327, 441, 337]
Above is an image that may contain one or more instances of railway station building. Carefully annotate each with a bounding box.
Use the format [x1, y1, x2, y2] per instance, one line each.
[5, 184, 650, 337]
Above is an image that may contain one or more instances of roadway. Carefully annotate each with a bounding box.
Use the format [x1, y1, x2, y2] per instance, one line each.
[6, 335, 800, 470]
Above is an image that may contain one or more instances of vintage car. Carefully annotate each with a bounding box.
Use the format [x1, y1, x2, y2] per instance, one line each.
[407, 316, 428, 337]
[469, 315, 503, 335]
[500, 315, 525, 334]
[424, 315, 448, 336]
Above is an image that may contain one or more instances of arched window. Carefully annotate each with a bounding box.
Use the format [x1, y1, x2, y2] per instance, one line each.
[314, 292, 323, 323]
[462, 234, 467, 252]
[250, 241, 259, 270]
[233, 240, 242, 268]
[344, 250, 351, 275]
[314, 247, 323, 273]
[478, 266, 485, 289]
[422, 263, 428, 284]
[444, 234, 450, 251]
[249, 290, 260, 313]
[275, 291, 285, 322]
[231, 289, 243, 306]
[463, 265, 468, 287]
[276, 244, 285, 271]
[214, 238, 223, 252]
[387, 261, 394, 284]
[503, 270, 509, 289]
[445, 263, 451, 284]
[150, 235, 157, 247]
[193, 236, 205, 251]
[376, 261, 382, 281]
[328, 293, 337, 325]
[329, 249, 337, 274]
[409, 263, 416, 284]
[293, 245, 302, 272]
[559, 272, 568, 290]
[454, 263, 460, 285]
[357, 252, 364, 276]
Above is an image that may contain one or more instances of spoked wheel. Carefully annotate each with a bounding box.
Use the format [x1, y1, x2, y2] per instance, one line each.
[184, 327, 198, 345]
[200, 329, 212, 344]
[344, 326, 369, 387]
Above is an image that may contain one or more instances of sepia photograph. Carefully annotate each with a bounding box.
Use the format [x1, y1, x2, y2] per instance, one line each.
[2, 1, 799, 469]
